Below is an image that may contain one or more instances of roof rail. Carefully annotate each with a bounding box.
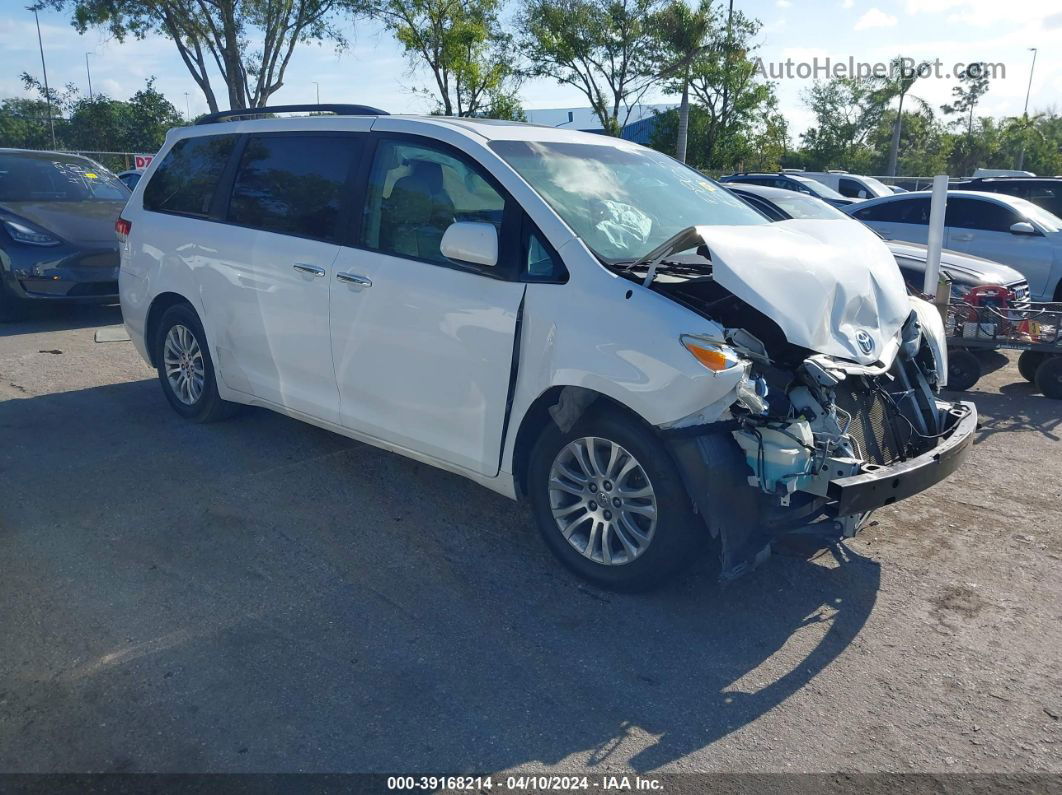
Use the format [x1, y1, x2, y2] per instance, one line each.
[195, 103, 388, 125]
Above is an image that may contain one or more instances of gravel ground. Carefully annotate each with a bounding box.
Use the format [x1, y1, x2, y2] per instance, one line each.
[1, 304, 1060, 775]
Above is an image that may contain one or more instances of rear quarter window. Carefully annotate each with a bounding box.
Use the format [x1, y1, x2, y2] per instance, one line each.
[143, 135, 238, 217]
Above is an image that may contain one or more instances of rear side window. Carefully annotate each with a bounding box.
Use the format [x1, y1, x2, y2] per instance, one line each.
[853, 198, 930, 224]
[227, 134, 362, 242]
[144, 135, 237, 217]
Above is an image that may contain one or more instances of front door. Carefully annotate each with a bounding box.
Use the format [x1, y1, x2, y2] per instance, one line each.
[329, 136, 525, 475]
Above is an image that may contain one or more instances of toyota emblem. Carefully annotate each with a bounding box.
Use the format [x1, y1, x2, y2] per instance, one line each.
[856, 330, 875, 355]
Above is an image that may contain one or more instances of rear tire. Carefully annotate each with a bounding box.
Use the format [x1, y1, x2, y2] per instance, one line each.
[1035, 356, 1062, 400]
[527, 408, 705, 591]
[947, 349, 981, 392]
[1017, 351, 1045, 383]
[153, 303, 239, 422]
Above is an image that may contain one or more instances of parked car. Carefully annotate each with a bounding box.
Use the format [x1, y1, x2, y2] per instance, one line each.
[0, 148, 130, 320]
[796, 171, 895, 200]
[717, 172, 857, 208]
[949, 176, 1062, 217]
[727, 184, 1030, 300]
[846, 191, 1062, 302]
[120, 107, 975, 590]
[117, 169, 144, 189]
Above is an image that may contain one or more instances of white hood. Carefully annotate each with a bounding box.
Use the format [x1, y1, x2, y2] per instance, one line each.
[650, 221, 911, 365]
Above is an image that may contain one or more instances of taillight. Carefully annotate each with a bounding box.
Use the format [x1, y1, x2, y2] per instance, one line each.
[115, 217, 131, 242]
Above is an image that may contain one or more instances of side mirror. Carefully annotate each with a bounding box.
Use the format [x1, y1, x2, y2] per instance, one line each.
[440, 221, 498, 267]
[1010, 221, 1038, 236]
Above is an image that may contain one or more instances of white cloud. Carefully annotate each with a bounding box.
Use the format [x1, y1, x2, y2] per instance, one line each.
[777, 0, 792, 7]
[904, 0, 1060, 28]
[841, 0, 854, 7]
[854, 8, 898, 29]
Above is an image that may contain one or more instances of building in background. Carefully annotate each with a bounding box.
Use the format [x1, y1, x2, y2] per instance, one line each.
[524, 104, 674, 144]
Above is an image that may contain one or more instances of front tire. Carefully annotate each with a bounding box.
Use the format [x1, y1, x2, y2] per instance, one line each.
[153, 303, 239, 422]
[527, 409, 704, 591]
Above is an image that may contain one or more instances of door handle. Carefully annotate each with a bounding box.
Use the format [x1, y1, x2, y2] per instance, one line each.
[336, 272, 372, 288]
[953, 233, 973, 242]
[293, 263, 326, 277]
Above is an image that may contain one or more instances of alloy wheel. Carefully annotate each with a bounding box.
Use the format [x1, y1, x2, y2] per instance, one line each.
[163, 324, 205, 405]
[547, 436, 658, 566]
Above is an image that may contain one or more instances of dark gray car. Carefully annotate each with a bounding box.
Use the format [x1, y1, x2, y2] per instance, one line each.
[0, 149, 129, 321]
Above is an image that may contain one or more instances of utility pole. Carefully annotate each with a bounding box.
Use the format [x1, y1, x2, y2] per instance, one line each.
[85, 52, 94, 100]
[184, 92, 191, 121]
[715, 0, 735, 167]
[31, 7, 57, 150]
[1017, 47, 1038, 171]
[313, 81, 320, 105]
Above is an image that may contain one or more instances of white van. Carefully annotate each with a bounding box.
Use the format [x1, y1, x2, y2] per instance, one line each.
[797, 171, 895, 200]
[118, 106, 975, 590]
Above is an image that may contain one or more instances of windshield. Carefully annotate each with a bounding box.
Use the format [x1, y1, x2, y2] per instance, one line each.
[858, 175, 894, 197]
[0, 153, 129, 202]
[1010, 196, 1062, 233]
[770, 192, 849, 220]
[790, 175, 846, 201]
[490, 140, 767, 262]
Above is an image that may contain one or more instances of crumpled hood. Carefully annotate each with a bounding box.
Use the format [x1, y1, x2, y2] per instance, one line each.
[648, 220, 911, 364]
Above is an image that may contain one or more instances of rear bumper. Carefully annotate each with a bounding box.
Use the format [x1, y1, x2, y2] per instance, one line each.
[826, 401, 976, 516]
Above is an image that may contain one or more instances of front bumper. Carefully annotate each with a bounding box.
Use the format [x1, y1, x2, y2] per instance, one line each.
[4, 246, 119, 302]
[826, 401, 976, 516]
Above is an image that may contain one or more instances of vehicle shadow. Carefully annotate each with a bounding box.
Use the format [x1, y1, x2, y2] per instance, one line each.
[957, 383, 1062, 443]
[0, 303, 122, 337]
[0, 381, 881, 773]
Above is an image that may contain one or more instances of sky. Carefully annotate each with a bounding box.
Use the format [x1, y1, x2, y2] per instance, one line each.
[1, 0, 1060, 142]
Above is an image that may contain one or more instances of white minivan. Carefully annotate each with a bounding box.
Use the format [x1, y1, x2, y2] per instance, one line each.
[119, 107, 976, 590]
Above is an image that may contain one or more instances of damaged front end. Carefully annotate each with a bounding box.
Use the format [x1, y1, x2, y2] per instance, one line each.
[627, 225, 977, 580]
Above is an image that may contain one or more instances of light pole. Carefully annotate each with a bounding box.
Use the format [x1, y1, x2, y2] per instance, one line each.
[313, 81, 320, 105]
[184, 92, 191, 121]
[1018, 47, 1038, 170]
[85, 52, 94, 100]
[31, 6, 56, 149]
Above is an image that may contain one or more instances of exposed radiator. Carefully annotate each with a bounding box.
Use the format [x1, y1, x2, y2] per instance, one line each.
[833, 382, 904, 465]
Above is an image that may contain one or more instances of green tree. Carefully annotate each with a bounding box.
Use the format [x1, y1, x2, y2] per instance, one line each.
[865, 109, 950, 176]
[799, 77, 883, 171]
[518, 0, 661, 135]
[651, 0, 714, 163]
[1004, 112, 1046, 171]
[374, 0, 521, 118]
[870, 56, 933, 176]
[41, 0, 366, 112]
[683, 8, 773, 168]
[0, 98, 59, 149]
[941, 62, 991, 135]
